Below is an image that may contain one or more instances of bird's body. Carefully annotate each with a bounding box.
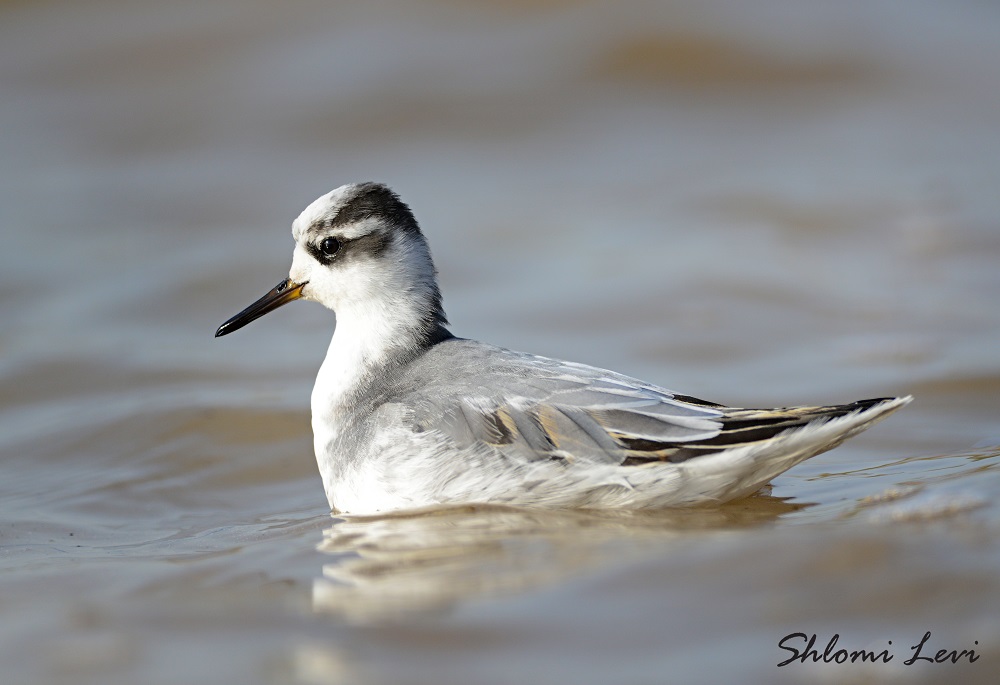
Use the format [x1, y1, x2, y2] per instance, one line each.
[216, 182, 910, 515]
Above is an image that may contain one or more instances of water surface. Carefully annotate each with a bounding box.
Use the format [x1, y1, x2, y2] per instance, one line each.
[2, 1, 999, 683]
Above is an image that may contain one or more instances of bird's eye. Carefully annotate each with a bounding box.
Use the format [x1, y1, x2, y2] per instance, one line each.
[319, 237, 341, 257]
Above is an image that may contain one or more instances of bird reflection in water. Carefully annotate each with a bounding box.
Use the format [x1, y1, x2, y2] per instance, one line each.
[312, 494, 806, 622]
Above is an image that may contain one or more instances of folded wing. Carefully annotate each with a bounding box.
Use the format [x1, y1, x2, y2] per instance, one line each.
[411, 359, 894, 467]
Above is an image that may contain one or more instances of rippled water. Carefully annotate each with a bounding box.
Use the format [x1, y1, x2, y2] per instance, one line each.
[2, 1, 999, 683]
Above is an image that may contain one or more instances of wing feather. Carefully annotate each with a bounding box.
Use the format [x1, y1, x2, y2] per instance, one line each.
[535, 404, 624, 463]
[399, 341, 900, 470]
[414, 372, 727, 466]
[588, 408, 720, 442]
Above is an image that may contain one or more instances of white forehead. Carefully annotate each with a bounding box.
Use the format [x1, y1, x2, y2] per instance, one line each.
[291, 184, 357, 241]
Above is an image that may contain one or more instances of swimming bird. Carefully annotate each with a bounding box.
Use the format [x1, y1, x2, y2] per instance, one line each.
[216, 182, 911, 515]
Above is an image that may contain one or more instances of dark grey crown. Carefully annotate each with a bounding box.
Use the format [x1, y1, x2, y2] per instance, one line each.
[329, 182, 420, 233]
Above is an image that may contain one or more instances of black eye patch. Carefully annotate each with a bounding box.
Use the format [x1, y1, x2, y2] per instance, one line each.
[307, 231, 391, 266]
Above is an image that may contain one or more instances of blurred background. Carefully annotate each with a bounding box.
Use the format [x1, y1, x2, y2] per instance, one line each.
[1, 1, 999, 684]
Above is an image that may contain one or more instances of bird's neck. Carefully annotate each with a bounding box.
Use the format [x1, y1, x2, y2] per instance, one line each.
[310, 294, 450, 437]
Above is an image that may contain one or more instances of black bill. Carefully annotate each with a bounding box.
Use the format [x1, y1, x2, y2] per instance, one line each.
[215, 278, 307, 337]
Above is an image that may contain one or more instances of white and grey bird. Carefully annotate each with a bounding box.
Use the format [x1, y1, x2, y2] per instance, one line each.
[216, 182, 911, 515]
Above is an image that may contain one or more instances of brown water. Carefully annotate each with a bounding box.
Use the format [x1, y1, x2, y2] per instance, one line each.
[2, 1, 999, 683]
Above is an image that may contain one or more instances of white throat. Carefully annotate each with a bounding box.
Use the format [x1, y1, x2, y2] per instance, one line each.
[309, 288, 436, 447]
